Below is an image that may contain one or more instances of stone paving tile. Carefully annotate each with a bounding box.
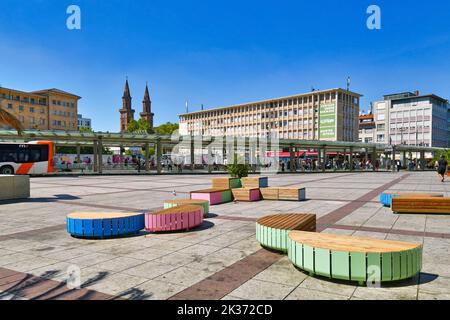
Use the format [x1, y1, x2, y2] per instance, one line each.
[94, 257, 147, 272]
[121, 261, 179, 279]
[285, 287, 349, 300]
[115, 279, 186, 300]
[297, 276, 357, 298]
[254, 257, 307, 286]
[227, 279, 295, 300]
[4, 257, 61, 273]
[155, 266, 215, 287]
[83, 272, 149, 296]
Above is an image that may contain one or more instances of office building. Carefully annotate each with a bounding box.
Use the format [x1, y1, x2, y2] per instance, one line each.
[0, 86, 80, 131]
[179, 88, 362, 141]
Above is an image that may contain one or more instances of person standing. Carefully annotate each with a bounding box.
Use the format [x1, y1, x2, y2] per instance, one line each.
[437, 155, 448, 182]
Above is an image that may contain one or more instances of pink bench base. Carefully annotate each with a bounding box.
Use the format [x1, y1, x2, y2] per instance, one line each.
[145, 209, 203, 232]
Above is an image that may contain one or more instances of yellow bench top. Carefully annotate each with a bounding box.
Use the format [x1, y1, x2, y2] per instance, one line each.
[288, 231, 421, 253]
[67, 212, 140, 219]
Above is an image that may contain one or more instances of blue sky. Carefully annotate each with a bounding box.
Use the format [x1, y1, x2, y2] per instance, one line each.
[1, 0, 449, 132]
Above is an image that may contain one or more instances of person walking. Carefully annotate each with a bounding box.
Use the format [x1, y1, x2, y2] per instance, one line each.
[437, 155, 448, 182]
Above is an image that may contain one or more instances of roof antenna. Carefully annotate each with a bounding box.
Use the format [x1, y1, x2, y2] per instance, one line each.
[346, 76, 351, 91]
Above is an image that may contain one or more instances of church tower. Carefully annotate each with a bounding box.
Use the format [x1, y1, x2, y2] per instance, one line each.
[140, 83, 154, 132]
[119, 79, 135, 132]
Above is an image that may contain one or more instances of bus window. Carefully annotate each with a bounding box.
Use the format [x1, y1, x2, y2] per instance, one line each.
[30, 145, 48, 162]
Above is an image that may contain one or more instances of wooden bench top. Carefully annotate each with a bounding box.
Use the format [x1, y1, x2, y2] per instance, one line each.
[288, 231, 421, 253]
[232, 188, 260, 191]
[190, 188, 230, 193]
[151, 204, 204, 215]
[383, 192, 443, 197]
[164, 199, 209, 205]
[67, 212, 141, 219]
[257, 214, 315, 230]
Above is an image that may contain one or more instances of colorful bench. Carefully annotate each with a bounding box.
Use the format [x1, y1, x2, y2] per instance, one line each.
[231, 188, 261, 201]
[380, 192, 443, 207]
[145, 205, 204, 232]
[256, 214, 316, 252]
[260, 187, 279, 200]
[66, 212, 145, 238]
[190, 188, 233, 205]
[241, 176, 268, 188]
[164, 199, 209, 216]
[212, 177, 242, 189]
[287, 231, 422, 284]
[392, 197, 450, 214]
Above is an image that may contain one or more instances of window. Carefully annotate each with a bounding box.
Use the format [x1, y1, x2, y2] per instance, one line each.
[7, 104, 12, 109]
[377, 113, 385, 121]
[19, 116, 24, 123]
[30, 107, 35, 113]
[19, 105, 24, 111]
[30, 117, 35, 124]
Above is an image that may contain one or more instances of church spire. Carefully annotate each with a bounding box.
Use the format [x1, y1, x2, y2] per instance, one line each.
[140, 82, 154, 133]
[119, 78, 135, 132]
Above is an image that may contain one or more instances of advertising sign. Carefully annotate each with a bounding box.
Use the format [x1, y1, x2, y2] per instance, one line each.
[319, 103, 337, 140]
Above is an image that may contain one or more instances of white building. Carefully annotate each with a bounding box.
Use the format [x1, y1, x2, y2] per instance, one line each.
[77, 114, 92, 131]
[374, 91, 449, 148]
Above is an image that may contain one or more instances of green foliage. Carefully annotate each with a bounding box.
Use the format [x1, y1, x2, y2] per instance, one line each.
[127, 119, 140, 133]
[433, 149, 450, 162]
[79, 127, 93, 133]
[155, 122, 179, 135]
[227, 154, 250, 178]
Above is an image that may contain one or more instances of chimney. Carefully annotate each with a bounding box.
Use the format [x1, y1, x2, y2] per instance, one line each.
[414, 90, 420, 96]
[369, 102, 373, 114]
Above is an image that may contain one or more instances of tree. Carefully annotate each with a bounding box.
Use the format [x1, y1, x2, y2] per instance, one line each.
[79, 127, 93, 133]
[0, 100, 24, 134]
[127, 118, 152, 134]
[127, 119, 139, 133]
[227, 154, 250, 178]
[155, 122, 179, 135]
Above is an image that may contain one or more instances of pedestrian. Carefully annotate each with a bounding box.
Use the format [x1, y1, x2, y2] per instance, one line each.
[396, 160, 401, 172]
[437, 155, 448, 182]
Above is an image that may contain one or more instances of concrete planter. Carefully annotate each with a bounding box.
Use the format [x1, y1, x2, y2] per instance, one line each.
[0, 175, 30, 201]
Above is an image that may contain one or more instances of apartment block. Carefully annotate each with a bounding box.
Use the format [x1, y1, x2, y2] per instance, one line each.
[0, 86, 81, 131]
[358, 107, 376, 143]
[179, 88, 361, 141]
[374, 91, 449, 147]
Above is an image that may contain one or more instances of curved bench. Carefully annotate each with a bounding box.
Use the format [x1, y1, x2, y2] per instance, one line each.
[287, 231, 422, 283]
[380, 192, 443, 207]
[392, 197, 450, 214]
[145, 204, 204, 232]
[66, 212, 145, 238]
[164, 199, 209, 217]
[256, 214, 316, 252]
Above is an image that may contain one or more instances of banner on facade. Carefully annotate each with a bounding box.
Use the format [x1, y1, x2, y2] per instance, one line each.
[319, 102, 337, 140]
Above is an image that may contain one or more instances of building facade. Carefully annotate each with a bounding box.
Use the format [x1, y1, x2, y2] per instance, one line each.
[358, 104, 376, 143]
[119, 80, 154, 133]
[0, 87, 80, 131]
[374, 91, 450, 147]
[77, 114, 92, 130]
[179, 88, 361, 141]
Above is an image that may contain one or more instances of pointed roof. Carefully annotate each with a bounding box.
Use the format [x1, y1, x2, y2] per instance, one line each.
[123, 79, 131, 98]
[143, 83, 150, 102]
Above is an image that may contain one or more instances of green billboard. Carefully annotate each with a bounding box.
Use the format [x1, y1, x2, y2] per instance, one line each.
[319, 103, 336, 139]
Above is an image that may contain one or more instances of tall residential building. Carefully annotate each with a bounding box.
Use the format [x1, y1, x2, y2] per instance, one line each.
[179, 88, 361, 141]
[358, 104, 375, 143]
[77, 114, 92, 130]
[374, 91, 450, 147]
[0, 86, 80, 131]
[118, 79, 154, 133]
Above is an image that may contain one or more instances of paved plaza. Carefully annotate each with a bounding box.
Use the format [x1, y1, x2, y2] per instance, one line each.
[1, 171, 450, 300]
